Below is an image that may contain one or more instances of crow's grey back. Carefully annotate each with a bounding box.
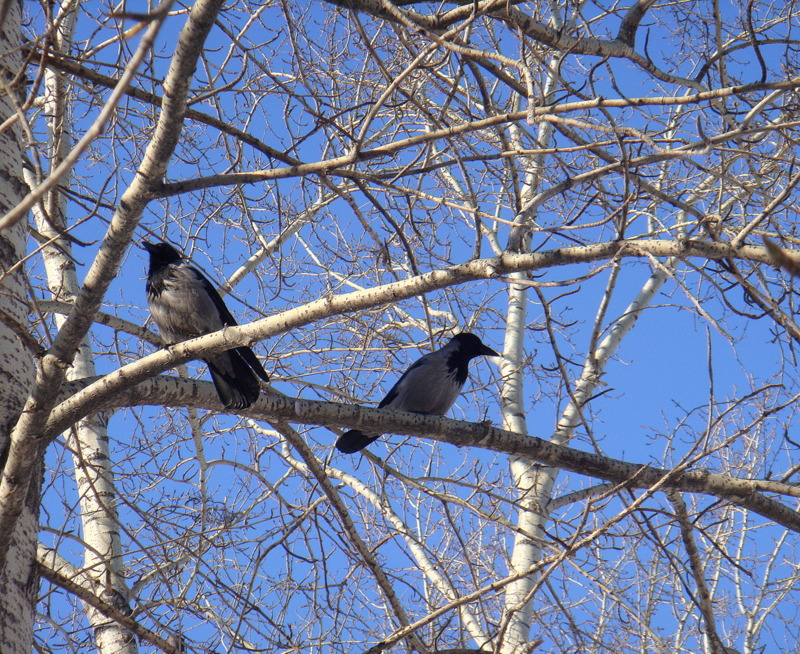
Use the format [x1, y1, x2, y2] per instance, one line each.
[148, 263, 224, 344]
[382, 348, 464, 416]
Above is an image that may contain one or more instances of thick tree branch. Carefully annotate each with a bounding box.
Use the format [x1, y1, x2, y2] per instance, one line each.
[44, 378, 800, 533]
[617, 0, 658, 47]
[43, 238, 775, 435]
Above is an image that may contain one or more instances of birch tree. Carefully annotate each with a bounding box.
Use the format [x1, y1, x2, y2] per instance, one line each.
[5, 1, 800, 653]
[0, 0, 39, 648]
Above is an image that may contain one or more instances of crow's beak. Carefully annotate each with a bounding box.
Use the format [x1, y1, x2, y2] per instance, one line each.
[480, 343, 500, 357]
[141, 240, 155, 253]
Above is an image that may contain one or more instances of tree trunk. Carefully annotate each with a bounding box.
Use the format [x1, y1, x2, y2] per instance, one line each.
[27, 0, 136, 647]
[0, 0, 40, 649]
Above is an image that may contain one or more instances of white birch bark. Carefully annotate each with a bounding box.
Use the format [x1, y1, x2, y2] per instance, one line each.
[499, 60, 723, 654]
[0, 0, 40, 650]
[499, 6, 575, 647]
[26, 1, 136, 649]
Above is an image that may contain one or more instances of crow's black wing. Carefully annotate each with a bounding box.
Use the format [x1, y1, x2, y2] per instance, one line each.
[194, 269, 269, 381]
[196, 269, 239, 326]
[377, 355, 427, 409]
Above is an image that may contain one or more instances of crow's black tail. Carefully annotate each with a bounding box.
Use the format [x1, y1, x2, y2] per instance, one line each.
[205, 350, 262, 410]
[335, 429, 381, 454]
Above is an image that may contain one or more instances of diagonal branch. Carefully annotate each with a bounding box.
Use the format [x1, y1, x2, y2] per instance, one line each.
[617, 0, 658, 47]
[43, 238, 775, 435]
[666, 491, 728, 654]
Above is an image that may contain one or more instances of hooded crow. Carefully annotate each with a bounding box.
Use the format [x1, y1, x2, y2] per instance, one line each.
[142, 240, 269, 410]
[336, 332, 498, 453]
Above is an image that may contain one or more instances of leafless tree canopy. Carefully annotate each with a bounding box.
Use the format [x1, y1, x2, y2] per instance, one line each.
[2, 0, 800, 652]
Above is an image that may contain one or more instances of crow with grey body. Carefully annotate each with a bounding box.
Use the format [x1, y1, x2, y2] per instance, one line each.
[336, 333, 498, 453]
[143, 241, 269, 410]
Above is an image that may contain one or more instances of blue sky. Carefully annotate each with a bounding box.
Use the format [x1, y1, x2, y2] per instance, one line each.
[27, 1, 800, 651]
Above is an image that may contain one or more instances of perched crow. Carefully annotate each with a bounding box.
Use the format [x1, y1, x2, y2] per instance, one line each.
[142, 240, 269, 410]
[336, 333, 499, 453]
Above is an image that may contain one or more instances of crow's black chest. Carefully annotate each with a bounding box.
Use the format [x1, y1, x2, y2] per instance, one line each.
[145, 264, 174, 300]
[446, 350, 471, 386]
